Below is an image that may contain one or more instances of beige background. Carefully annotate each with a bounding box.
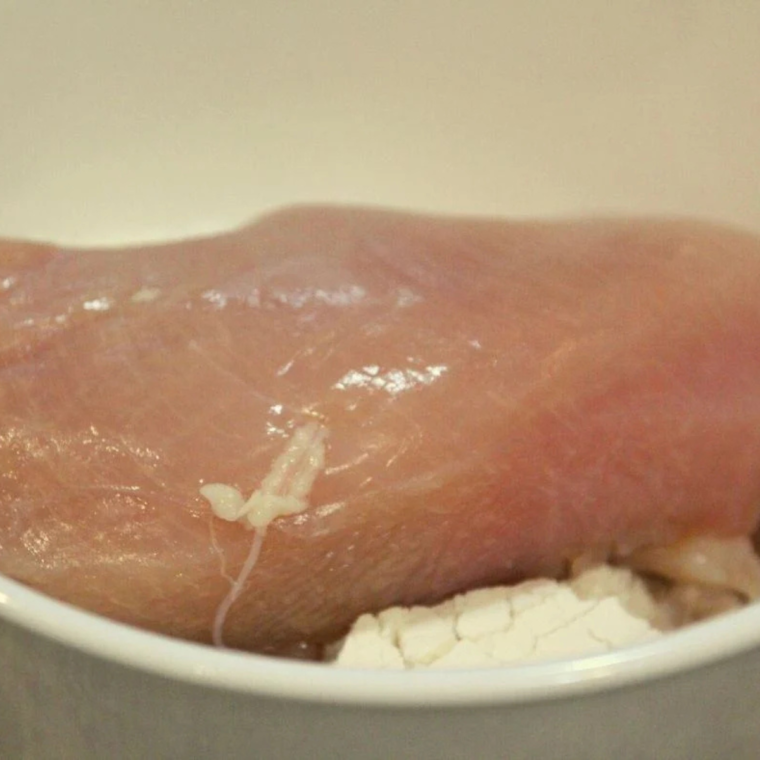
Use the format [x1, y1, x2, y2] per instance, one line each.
[1, 2, 759, 246]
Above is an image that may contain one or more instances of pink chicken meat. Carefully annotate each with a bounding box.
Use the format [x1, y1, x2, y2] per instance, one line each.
[1, 206, 760, 655]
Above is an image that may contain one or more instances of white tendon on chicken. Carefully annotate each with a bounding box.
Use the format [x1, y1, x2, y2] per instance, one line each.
[200, 421, 328, 646]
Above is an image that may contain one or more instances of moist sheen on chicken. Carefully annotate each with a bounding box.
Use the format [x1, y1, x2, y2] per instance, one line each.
[1, 206, 760, 656]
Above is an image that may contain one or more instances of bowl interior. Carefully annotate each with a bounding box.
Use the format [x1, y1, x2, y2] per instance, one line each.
[1, 1, 760, 706]
[1, 2, 759, 246]
[3, 571, 760, 707]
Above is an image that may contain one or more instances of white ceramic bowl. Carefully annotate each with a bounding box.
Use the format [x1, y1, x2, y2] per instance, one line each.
[2, 4, 760, 758]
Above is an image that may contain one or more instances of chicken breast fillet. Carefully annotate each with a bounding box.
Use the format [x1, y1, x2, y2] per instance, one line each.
[1, 206, 759, 654]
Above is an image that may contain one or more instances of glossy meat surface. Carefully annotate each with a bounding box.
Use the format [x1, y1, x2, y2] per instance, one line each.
[1, 206, 760, 653]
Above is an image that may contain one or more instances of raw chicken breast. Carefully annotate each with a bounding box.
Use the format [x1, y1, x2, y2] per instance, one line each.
[1, 206, 760, 655]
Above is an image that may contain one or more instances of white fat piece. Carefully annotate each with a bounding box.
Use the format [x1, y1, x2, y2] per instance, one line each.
[199, 483, 247, 521]
[200, 421, 328, 532]
[627, 535, 760, 600]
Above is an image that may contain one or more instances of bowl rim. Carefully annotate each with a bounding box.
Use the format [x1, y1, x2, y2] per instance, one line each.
[1, 572, 758, 707]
